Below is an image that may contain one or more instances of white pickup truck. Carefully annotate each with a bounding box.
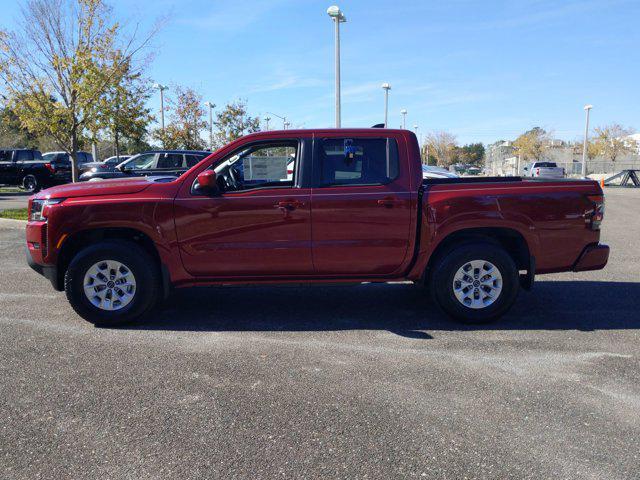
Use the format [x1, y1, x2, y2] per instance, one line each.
[523, 161, 565, 179]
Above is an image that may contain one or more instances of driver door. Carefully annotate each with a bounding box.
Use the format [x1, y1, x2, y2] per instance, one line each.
[174, 139, 313, 277]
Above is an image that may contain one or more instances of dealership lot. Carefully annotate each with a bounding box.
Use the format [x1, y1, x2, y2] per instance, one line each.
[0, 188, 639, 479]
[0, 190, 29, 212]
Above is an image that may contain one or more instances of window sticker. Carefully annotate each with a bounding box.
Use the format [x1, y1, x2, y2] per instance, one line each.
[243, 156, 288, 181]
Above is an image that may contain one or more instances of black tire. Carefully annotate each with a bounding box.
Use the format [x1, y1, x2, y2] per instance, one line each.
[64, 240, 161, 327]
[430, 242, 519, 324]
[21, 175, 39, 193]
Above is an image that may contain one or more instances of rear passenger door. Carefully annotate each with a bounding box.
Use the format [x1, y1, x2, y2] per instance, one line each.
[310, 135, 413, 275]
[154, 153, 187, 176]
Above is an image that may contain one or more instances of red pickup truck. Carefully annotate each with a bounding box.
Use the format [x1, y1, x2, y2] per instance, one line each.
[26, 129, 608, 327]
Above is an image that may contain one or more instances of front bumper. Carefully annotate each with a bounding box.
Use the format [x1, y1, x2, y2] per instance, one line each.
[573, 243, 610, 272]
[26, 244, 61, 290]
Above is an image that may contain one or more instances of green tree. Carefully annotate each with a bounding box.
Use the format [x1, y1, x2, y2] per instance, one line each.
[0, 0, 157, 180]
[0, 101, 38, 147]
[214, 100, 260, 148]
[456, 143, 485, 166]
[154, 86, 206, 150]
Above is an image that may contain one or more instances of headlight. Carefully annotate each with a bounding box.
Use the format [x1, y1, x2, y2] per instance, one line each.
[29, 198, 65, 221]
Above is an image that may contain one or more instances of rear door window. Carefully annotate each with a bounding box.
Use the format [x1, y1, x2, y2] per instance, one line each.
[157, 153, 185, 169]
[318, 138, 399, 186]
[15, 150, 34, 161]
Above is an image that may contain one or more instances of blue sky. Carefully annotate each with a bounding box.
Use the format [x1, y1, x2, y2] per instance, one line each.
[1, 0, 638, 144]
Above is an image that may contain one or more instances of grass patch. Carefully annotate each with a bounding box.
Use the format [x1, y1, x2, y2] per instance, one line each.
[0, 187, 22, 194]
[0, 208, 28, 220]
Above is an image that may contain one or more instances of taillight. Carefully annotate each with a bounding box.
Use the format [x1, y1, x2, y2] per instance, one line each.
[44, 162, 55, 174]
[585, 194, 605, 230]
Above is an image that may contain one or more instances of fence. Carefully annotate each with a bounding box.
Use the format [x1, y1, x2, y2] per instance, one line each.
[487, 157, 640, 178]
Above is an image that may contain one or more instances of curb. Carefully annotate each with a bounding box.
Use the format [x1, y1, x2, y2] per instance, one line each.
[0, 218, 27, 229]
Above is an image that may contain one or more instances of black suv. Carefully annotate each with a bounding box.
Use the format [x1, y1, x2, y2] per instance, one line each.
[0, 148, 72, 192]
[79, 150, 210, 181]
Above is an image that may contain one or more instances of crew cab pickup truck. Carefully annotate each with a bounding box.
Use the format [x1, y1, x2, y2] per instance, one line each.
[26, 129, 609, 327]
[0, 148, 70, 192]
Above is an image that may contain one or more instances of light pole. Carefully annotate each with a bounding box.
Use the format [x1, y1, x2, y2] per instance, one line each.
[267, 112, 287, 129]
[153, 83, 169, 136]
[381, 83, 391, 127]
[327, 6, 346, 128]
[204, 101, 214, 151]
[284, 121, 291, 130]
[400, 109, 407, 129]
[264, 116, 271, 130]
[582, 104, 593, 178]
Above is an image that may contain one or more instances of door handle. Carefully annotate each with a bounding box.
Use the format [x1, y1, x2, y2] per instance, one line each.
[274, 200, 305, 211]
[377, 197, 403, 208]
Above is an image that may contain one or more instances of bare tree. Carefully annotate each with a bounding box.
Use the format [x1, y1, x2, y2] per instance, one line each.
[513, 127, 550, 162]
[0, 0, 159, 180]
[593, 123, 637, 162]
[425, 131, 458, 167]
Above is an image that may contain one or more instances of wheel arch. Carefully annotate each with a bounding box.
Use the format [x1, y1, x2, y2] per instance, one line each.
[55, 227, 170, 298]
[423, 226, 533, 285]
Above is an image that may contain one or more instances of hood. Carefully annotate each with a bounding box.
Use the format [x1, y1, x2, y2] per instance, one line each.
[35, 177, 155, 200]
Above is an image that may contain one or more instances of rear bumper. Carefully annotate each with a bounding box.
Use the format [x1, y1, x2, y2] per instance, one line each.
[573, 243, 610, 272]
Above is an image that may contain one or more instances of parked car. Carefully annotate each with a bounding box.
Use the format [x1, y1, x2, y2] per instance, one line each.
[79, 155, 132, 175]
[26, 128, 608, 327]
[0, 148, 70, 192]
[422, 165, 459, 179]
[79, 150, 209, 181]
[42, 151, 94, 175]
[523, 161, 565, 179]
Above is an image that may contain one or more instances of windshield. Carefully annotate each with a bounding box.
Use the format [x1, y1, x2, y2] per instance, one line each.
[122, 153, 156, 170]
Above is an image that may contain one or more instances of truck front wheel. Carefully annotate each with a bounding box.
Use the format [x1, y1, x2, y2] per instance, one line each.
[21, 175, 39, 193]
[430, 242, 519, 323]
[64, 240, 161, 327]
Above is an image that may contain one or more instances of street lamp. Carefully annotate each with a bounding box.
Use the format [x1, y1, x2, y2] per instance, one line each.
[267, 112, 287, 129]
[264, 116, 271, 130]
[327, 5, 346, 128]
[152, 83, 169, 135]
[381, 83, 391, 127]
[582, 104, 593, 178]
[204, 101, 214, 151]
[400, 109, 407, 129]
[283, 121, 291, 130]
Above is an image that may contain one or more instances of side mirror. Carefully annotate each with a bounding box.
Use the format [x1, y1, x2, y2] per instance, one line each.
[195, 170, 219, 194]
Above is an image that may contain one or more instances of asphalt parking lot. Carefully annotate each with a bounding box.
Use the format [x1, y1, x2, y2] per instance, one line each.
[1, 188, 639, 479]
[0, 190, 29, 212]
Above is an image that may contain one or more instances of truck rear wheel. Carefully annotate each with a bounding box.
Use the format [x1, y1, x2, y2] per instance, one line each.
[430, 242, 519, 323]
[64, 240, 160, 327]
